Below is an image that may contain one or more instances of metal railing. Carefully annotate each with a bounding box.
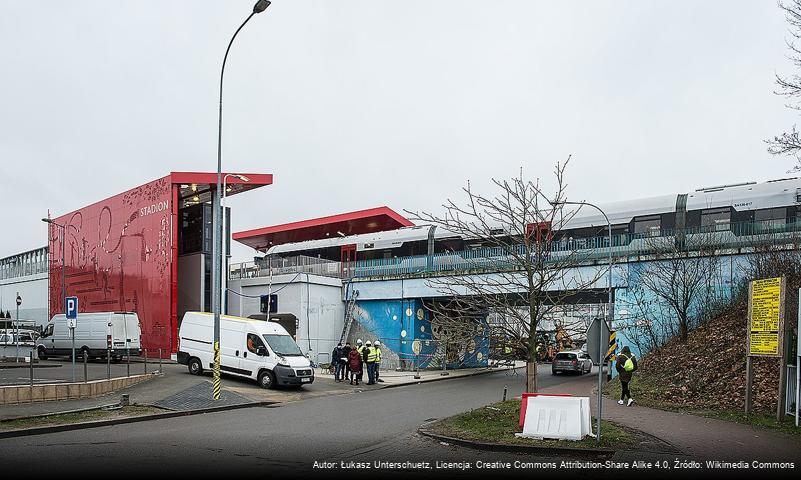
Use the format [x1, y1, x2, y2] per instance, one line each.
[230, 255, 344, 280]
[229, 221, 801, 281]
[352, 220, 801, 279]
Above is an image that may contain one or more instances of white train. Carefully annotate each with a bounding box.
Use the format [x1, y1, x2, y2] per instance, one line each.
[257, 177, 801, 275]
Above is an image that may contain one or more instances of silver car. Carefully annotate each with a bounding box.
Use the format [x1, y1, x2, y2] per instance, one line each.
[551, 350, 593, 375]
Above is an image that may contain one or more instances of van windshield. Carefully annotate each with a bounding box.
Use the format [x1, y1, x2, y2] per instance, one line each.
[262, 334, 303, 356]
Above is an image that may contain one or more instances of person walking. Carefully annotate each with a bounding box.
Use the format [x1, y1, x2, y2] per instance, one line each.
[331, 343, 345, 382]
[364, 340, 377, 385]
[615, 345, 638, 406]
[347, 345, 362, 385]
[342, 342, 352, 380]
[355, 339, 365, 384]
[374, 340, 383, 383]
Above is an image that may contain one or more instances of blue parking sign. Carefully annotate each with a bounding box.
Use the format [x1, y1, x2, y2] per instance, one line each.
[65, 296, 78, 320]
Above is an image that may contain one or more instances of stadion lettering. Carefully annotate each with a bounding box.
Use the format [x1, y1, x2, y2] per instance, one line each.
[140, 201, 169, 218]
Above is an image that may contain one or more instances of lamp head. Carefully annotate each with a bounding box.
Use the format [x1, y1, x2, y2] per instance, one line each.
[253, 0, 271, 13]
[236, 175, 251, 182]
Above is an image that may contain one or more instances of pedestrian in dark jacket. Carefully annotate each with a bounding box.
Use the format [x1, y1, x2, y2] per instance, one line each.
[342, 342, 352, 379]
[348, 348, 362, 385]
[331, 343, 345, 382]
[615, 346, 638, 406]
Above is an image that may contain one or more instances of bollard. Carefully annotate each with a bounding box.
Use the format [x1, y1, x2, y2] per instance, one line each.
[414, 354, 421, 380]
[503, 385, 508, 402]
[159, 348, 163, 375]
[144, 349, 148, 375]
[107, 347, 111, 380]
[126, 347, 130, 377]
[120, 394, 129, 407]
[83, 350, 88, 383]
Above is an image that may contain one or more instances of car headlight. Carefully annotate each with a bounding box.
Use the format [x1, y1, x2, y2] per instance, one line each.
[277, 355, 289, 367]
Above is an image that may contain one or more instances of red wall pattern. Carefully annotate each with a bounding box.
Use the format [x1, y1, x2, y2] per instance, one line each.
[48, 175, 175, 356]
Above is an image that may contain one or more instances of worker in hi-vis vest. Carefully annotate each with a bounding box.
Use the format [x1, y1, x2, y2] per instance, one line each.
[355, 339, 364, 383]
[374, 341, 383, 383]
[364, 341, 377, 385]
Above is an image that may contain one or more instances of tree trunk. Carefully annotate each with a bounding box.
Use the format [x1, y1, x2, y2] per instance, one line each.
[526, 360, 538, 392]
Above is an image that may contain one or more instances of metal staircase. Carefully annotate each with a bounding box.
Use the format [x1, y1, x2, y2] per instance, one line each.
[339, 288, 360, 345]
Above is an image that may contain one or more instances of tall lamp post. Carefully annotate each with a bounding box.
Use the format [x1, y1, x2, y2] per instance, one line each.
[42, 218, 71, 380]
[222, 173, 250, 315]
[550, 200, 613, 443]
[212, 0, 271, 401]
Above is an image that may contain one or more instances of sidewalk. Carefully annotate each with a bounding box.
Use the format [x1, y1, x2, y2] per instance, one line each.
[543, 373, 801, 462]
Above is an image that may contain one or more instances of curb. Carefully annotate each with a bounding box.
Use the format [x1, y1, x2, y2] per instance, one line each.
[417, 424, 615, 457]
[373, 365, 520, 390]
[0, 400, 276, 439]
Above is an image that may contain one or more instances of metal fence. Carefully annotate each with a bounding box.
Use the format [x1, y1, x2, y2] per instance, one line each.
[230, 221, 801, 281]
[230, 255, 344, 280]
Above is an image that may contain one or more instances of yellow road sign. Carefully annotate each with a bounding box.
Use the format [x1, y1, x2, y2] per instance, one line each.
[748, 277, 785, 357]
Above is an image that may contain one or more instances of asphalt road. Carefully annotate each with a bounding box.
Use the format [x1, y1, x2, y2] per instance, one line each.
[0, 367, 592, 477]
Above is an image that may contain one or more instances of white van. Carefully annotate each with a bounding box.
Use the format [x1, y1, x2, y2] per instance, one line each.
[37, 312, 142, 360]
[177, 311, 314, 389]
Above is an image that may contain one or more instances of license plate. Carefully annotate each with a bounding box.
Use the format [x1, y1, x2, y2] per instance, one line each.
[301, 377, 311, 383]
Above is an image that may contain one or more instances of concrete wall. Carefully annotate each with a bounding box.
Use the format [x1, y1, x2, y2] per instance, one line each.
[0, 273, 48, 327]
[227, 274, 345, 365]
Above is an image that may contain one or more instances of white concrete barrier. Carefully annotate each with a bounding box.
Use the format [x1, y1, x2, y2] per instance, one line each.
[516, 395, 592, 441]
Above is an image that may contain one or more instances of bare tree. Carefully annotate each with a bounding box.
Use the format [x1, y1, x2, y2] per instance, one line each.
[767, 0, 801, 168]
[408, 159, 605, 392]
[623, 231, 725, 344]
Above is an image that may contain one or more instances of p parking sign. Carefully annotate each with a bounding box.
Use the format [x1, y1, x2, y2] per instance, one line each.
[65, 296, 78, 328]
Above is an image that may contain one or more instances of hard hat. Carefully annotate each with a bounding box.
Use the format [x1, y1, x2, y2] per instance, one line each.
[357, 339, 363, 344]
[374, 341, 381, 346]
[365, 341, 372, 346]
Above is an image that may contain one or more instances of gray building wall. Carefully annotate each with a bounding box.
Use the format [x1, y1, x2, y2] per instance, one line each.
[227, 273, 345, 365]
[0, 272, 49, 327]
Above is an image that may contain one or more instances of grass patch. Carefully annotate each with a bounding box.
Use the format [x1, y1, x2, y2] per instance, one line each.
[0, 405, 164, 431]
[602, 377, 801, 437]
[429, 399, 636, 450]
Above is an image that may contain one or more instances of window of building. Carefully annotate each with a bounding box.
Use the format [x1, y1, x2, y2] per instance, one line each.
[633, 215, 661, 236]
[754, 208, 786, 227]
[701, 208, 731, 231]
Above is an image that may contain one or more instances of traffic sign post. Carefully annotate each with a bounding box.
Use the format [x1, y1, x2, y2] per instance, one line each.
[65, 296, 78, 382]
[15, 293, 22, 362]
[587, 317, 612, 442]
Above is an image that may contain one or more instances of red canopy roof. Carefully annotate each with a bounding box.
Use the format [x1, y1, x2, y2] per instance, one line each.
[233, 206, 414, 251]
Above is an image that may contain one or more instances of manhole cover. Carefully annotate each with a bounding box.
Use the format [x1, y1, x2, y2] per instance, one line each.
[155, 382, 252, 411]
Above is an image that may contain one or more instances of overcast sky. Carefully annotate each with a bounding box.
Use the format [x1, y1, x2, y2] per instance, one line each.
[1, 0, 798, 261]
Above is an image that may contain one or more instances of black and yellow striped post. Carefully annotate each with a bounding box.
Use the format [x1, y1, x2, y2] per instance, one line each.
[212, 341, 221, 400]
[605, 331, 617, 382]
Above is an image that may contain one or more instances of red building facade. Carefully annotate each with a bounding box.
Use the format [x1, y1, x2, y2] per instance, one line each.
[48, 172, 272, 356]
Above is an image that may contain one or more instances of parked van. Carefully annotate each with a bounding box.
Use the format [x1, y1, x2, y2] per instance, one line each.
[177, 311, 314, 389]
[37, 312, 141, 360]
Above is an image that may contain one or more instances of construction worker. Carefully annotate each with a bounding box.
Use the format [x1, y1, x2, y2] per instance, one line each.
[374, 341, 383, 383]
[364, 341, 376, 385]
[355, 339, 364, 383]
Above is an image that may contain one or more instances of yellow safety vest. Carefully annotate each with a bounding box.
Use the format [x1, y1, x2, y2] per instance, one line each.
[366, 346, 378, 363]
[357, 345, 364, 355]
[375, 347, 382, 363]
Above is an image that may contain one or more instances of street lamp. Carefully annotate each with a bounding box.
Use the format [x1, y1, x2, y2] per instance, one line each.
[212, 0, 271, 401]
[42, 217, 73, 381]
[222, 173, 250, 315]
[549, 199, 613, 443]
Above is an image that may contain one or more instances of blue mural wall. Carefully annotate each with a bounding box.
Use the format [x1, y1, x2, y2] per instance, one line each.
[350, 299, 490, 369]
[609, 254, 750, 376]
